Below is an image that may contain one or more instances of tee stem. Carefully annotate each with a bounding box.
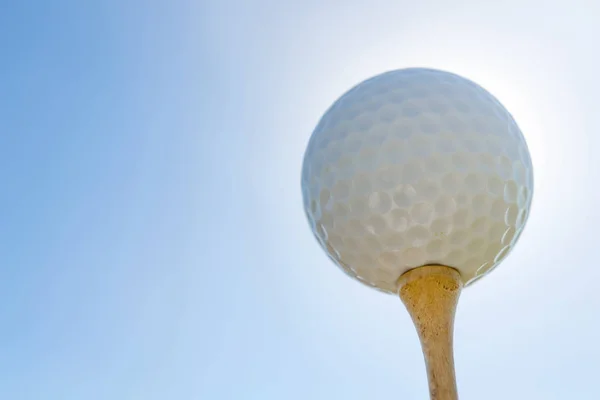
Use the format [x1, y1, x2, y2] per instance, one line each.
[398, 265, 463, 400]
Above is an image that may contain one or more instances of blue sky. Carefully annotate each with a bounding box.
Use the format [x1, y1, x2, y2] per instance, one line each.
[1, 0, 600, 399]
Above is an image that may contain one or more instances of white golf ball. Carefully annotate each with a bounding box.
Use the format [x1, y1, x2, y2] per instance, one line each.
[302, 68, 533, 294]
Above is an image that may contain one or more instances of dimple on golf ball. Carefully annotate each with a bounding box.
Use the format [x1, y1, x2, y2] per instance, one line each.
[301, 68, 533, 294]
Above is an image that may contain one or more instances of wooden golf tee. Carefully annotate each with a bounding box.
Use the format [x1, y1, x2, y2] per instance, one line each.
[398, 265, 463, 400]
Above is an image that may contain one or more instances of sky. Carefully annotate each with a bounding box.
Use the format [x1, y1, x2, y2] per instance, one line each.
[1, 0, 600, 399]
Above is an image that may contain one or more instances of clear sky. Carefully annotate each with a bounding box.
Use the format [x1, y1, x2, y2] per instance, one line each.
[1, 1, 599, 399]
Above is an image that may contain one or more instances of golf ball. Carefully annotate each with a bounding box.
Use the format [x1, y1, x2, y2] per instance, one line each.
[301, 68, 533, 294]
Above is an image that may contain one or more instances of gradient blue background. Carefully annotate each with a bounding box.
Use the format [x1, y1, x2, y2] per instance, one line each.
[1, 1, 599, 399]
